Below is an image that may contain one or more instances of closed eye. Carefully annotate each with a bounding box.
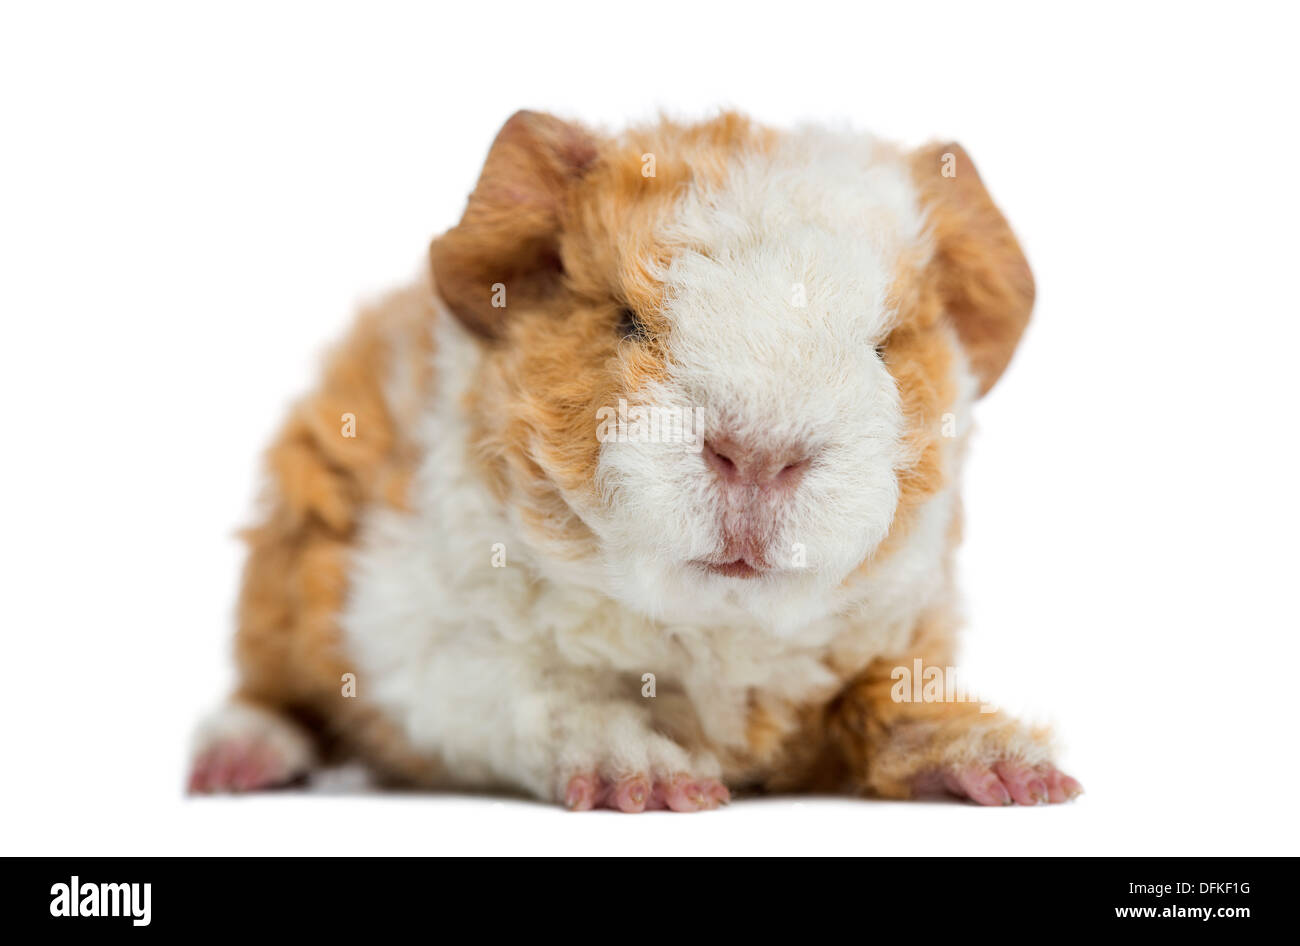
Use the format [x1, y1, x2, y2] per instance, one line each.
[617, 306, 649, 341]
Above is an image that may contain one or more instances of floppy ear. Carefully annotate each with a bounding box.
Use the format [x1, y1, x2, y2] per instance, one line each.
[910, 143, 1035, 396]
[430, 110, 599, 339]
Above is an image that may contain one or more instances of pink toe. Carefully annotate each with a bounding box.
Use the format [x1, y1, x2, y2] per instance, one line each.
[611, 776, 651, 813]
[954, 766, 1012, 806]
[662, 776, 706, 812]
[564, 773, 601, 811]
[1034, 767, 1082, 803]
[994, 761, 1048, 806]
[1041, 768, 1068, 803]
[701, 779, 730, 807]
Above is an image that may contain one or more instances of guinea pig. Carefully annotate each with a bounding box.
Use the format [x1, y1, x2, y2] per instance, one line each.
[189, 110, 1080, 810]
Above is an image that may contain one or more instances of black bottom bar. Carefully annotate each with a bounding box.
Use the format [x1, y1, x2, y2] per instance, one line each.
[8, 856, 1283, 935]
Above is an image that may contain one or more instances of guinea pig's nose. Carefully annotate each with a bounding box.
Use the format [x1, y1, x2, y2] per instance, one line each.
[702, 435, 812, 493]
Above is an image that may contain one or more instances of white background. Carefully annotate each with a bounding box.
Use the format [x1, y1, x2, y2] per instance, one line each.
[2, 1, 1297, 856]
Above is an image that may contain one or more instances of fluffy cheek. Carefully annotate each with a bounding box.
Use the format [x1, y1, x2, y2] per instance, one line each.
[593, 438, 717, 558]
[786, 429, 903, 580]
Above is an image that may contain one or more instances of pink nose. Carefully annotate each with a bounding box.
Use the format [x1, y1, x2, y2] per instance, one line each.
[702, 435, 812, 493]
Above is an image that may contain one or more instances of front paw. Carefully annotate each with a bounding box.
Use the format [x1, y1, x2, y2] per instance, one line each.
[916, 760, 1082, 806]
[188, 702, 315, 794]
[546, 704, 727, 813]
[564, 771, 730, 813]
